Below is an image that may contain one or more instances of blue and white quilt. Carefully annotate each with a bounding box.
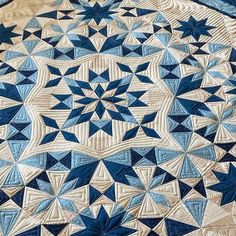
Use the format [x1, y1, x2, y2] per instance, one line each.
[0, 0, 236, 235]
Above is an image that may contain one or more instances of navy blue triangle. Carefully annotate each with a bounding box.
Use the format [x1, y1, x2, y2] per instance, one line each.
[148, 231, 160, 236]
[43, 224, 67, 236]
[130, 149, 144, 165]
[178, 181, 192, 199]
[11, 188, 25, 207]
[34, 30, 42, 38]
[195, 126, 216, 143]
[153, 167, 176, 184]
[88, 26, 97, 37]
[194, 179, 207, 198]
[216, 142, 236, 152]
[60, 152, 72, 169]
[104, 184, 115, 202]
[27, 172, 50, 190]
[89, 185, 102, 204]
[139, 218, 162, 229]
[23, 30, 31, 40]
[46, 154, 58, 170]
[165, 219, 198, 236]
[220, 153, 236, 162]
[16, 226, 41, 236]
[0, 189, 9, 205]
[123, 12, 136, 17]
[99, 26, 107, 36]
[38, 11, 57, 19]
[136, 8, 156, 16]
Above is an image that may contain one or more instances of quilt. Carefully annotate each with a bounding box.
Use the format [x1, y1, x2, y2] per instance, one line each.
[0, 0, 236, 235]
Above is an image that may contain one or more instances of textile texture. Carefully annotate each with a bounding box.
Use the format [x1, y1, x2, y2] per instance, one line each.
[0, 0, 236, 235]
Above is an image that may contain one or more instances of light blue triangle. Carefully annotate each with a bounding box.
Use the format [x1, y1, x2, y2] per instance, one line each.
[33, 48, 54, 58]
[11, 106, 30, 123]
[0, 82, 5, 89]
[120, 75, 132, 86]
[161, 50, 178, 65]
[184, 198, 207, 225]
[131, 147, 153, 156]
[17, 84, 35, 101]
[0, 210, 20, 235]
[59, 198, 76, 212]
[142, 45, 163, 56]
[74, 48, 97, 58]
[149, 174, 165, 189]
[163, 79, 181, 95]
[156, 33, 171, 47]
[116, 20, 128, 30]
[3, 165, 24, 187]
[126, 175, 145, 190]
[91, 120, 110, 129]
[20, 57, 37, 70]
[58, 198, 76, 212]
[16, 71, 37, 84]
[172, 65, 181, 77]
[5, 51, 27, 61]
[135, 158, 155, 166]
[63, 117, 78, 129]
[181, 116, 192, 130]
[153, 12, 169, 24]
[0, 67, 8, 76]
[172, 132, 192, 151]
[101, 46, 122, 57]
[91, 75, 108, 83]
[122, 211, 135, 223]
[171, 44, 189, 53]
[127, 93, 137, 106]
[35, 199, 53, 214]
[25, 17, 41, 29]
[128, 194, 145, 208]
[80, 208, 94, 218]
[105, 150, 131, 166]
[159, 66, 170, 78]
[51, 24, 63, 33]
[155, 148, 181, 164]
[208, 43, 229, 53]
[168, 118, 179, 132]
[36, 179, 54, 195]
[23, 40, 40, 54]
[71, 215, 85, 227]
[190, 145, 216, 161]
[149, 192, 170, 207]
[21, 124, 31, 139]
[179, 155, 201, 178]
[20, 153, 46, 169]
[0, 159, 12, 168]
[59, 179, 77, 195]
[67, 21, 80, 32]
[170, 99, 189, 115]
[7, 125, 19, 138]
[71, 151, 97, 168]
[8, 140, 29, 162]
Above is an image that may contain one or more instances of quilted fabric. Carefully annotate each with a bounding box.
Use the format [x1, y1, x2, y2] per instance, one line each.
[0, 0, 236, 235]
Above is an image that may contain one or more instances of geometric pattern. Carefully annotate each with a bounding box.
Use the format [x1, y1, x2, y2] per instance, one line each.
[0, 0, 236, 235]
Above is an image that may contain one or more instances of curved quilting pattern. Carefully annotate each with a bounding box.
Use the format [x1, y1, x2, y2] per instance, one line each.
[191, 0, 236, 19]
